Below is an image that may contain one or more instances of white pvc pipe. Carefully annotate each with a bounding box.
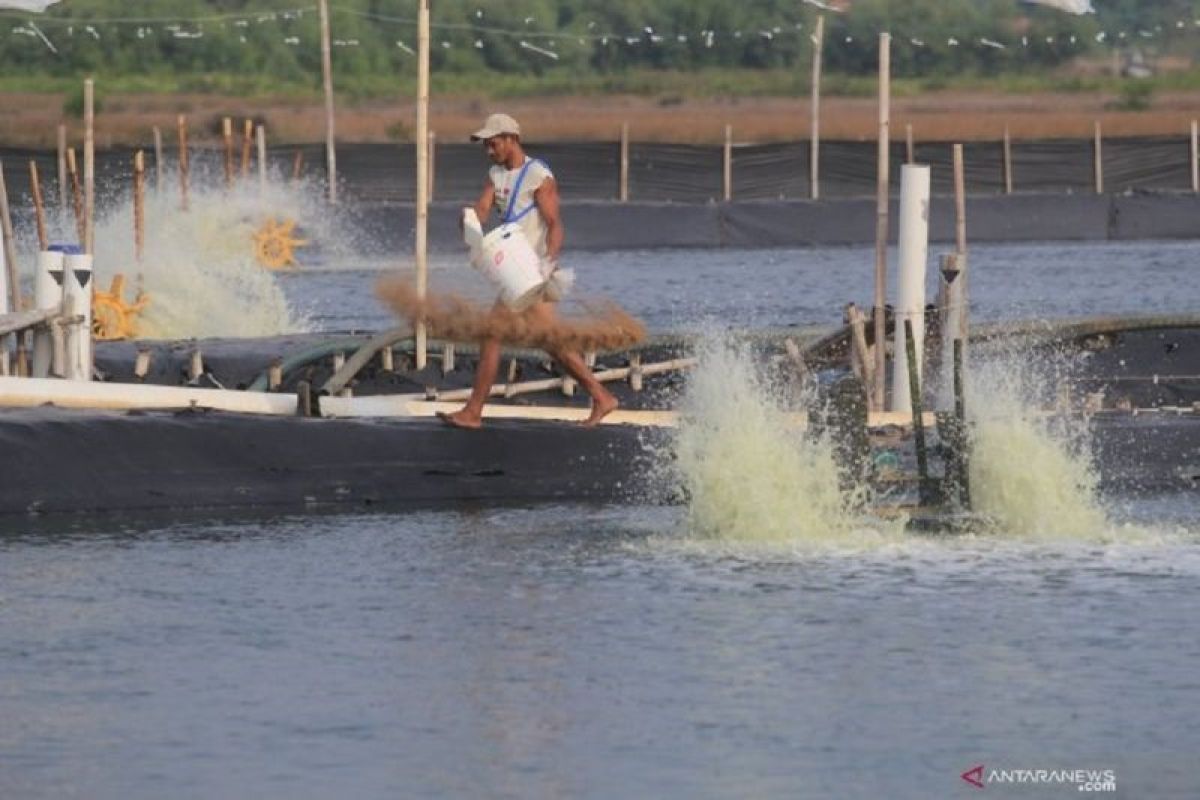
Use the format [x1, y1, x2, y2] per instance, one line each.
[891, 164, 931, 414]
[0, 375, 298, 415]
[32, 250, 64, 377]
[62, 252, 93, 381]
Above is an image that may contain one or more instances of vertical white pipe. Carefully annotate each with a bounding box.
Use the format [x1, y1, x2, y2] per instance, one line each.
[891, 165, 930, 414]
[62, 251, 92, 381]
[32, 250, 63, 377]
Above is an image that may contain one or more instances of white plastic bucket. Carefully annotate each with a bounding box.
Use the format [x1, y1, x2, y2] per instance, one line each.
[475, 222, 547, 311]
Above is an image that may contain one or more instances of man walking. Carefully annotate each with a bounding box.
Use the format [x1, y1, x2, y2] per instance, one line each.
[437, 113, 618, 429]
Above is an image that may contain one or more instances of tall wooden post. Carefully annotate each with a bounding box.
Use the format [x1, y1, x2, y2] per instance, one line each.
[1093, 119, 1103, 194]
[1191, 120, 1198, 194]
[427, 130, 437, 201]
[1003, 124, 1013, 195]
[906, 123, 914, 164]
[83, 78, 95, 256]
[66, 147, 84, 243]
[29, 161, 48, 251]
[133, 150, 145, 262]
[0, 163, 19, 312]
[318, 0, 338, 204]
[56, 123, 68, 212]
[872, 33, 891, 413]
[222, 117, 234, 188]
[153, 125, 164, 190]
[257, 124, 268, 195]
[953, 144, 970, 357]
[723, 124, 733, 202]
[619, 122, 630, 202]
[810, 15, 824, 200]
[414, 0, 430, 369]
[177, 114, 190, 211]
[241, 119, 253, 179]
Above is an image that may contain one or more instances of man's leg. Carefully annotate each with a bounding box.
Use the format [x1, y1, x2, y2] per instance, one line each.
[550, 346, 618, 427]
[439, 336, 501, 429]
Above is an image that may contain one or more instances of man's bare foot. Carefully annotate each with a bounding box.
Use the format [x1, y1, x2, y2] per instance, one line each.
[437, 410, 483, 430]
[581, 394, 618, 428]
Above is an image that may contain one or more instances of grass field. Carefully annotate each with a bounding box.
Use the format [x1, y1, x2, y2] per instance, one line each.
[3, 68, 1200, 148]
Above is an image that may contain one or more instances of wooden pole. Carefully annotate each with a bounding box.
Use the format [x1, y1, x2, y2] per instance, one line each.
[414, 0, 430, 369]
[905, 123, 914, 164]
[1003, 124, 1013, 195]
[846, 302, 873, 398]
[953, 144, 969, 350]
[222, 117, 234, 188]
[83, 78, 94, 256]
[56, 123, 68, 212]
[318, 0, 338, 204]
[66, 147, 84, 243]
[723, 124, 733, 202]
[427, 130, 436, 202]
[1191, 120, 1198, 194]
[1093, 119, 1103, 194]
[133, 150, 145, 263]
[153, 125, 164, 191]
[810, 14, 824, 201]
[952, 337, 971, 507]
[905, 318, 931, 503]
[177, 114, 190, 211]
[241, 119, 253, 180]
[292, 150, 304, 183]
[256, 124, 268, 195]
[619, 121, 630, 202]
[872, 33, 891, 413]
[29, 161, 48, 251]
[0, 163, 20, 312]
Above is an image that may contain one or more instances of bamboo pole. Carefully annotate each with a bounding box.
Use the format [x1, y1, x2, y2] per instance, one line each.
[619, 121, 630, 202]
[318, 0, 338, 204]
[414, 0, 430, 369]
[905, 318, 930, 503]
[29, 161, 48, 251]
[56, 123, 68, 212]
[256, 124, 268, 195]
[1093, 119, 1103, 194]
[241, 119, 253, 180]
[0, 163, 20, 312]
[83, 78, 94, 255]
[1191, 120, 1198, 195]
[177, 114, 190, 211]
[427, 130, 436, 201]
[66, 147, 84, 243]
[133, 151, 145, 263]
[1003, 124, 1013, 195]
[954, 144, 969, 350]
[810, 14, 824, 201]
[723, 124, 733, 202]
[222, 117, 234, 188]
[905, 123, 914, 164]
[292, 150, 304, 183]
[872, 33, 891, 413]
[153, 125, 164, 190]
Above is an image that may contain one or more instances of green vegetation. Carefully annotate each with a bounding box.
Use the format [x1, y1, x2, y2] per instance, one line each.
[0, 0, 1197, 97]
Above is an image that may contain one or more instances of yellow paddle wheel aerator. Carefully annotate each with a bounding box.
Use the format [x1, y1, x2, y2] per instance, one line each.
[254, 217, 308, 270]
[92, 273, 149, 341]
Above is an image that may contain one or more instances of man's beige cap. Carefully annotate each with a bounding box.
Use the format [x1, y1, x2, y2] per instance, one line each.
[470, 113, 521, 141]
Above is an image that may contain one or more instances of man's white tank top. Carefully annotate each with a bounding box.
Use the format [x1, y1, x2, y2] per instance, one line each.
[489, 157, 554, 260]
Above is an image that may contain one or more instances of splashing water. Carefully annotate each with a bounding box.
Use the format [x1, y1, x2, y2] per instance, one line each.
[966, 350, 1109, 539]
[60, 164, 341, 339]
[670, 334, 858, 543]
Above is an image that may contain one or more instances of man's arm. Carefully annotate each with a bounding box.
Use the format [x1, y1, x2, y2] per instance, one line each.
[534, 177, 563, 262]
[473, 181, 495, 225]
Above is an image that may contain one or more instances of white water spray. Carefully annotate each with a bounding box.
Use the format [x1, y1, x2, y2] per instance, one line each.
[671, 335, 857, 543]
